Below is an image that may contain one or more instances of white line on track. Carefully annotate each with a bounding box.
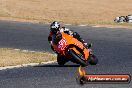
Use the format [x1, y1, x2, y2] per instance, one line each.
[14, 49, 38, 53]
[14, 49, 20, 51]
[92, 25, 101, 27]
[41, 22, 118, 29]
[0, 60, 56, 70]
[78, 25, 87, 26]
[30, 51, 36, 53]
[0, 48, 57, 70]
[65, 24, 72, 26]
[22, 50, 28, 52]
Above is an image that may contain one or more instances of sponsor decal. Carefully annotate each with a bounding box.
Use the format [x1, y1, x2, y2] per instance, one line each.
[76, 66, 131, 85]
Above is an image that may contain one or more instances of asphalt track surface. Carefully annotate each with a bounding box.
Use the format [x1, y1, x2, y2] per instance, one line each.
[0, 21, 132, 88]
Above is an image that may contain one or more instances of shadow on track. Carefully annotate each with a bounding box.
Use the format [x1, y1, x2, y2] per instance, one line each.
[34, 64, 80, 67]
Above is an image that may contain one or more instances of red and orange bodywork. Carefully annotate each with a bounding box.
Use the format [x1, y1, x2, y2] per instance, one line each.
[52, 32, 89, 61]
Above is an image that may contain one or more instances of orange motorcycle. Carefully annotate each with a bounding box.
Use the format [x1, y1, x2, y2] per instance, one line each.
[50, 32, 98, 66]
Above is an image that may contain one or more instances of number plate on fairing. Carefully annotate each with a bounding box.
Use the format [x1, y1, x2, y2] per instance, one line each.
[57, 38, 67, 51]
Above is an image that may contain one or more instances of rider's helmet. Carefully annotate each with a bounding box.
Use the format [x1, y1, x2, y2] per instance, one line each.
[50, 21, 60, 33]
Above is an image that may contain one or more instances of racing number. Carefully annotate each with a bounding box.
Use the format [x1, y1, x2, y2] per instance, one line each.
[58, 38, 67, 50]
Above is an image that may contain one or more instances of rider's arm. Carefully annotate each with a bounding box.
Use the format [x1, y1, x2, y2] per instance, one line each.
[48, 32, 57, 53]
[48, 32, 53, 43]
[60, 27, 73, 35]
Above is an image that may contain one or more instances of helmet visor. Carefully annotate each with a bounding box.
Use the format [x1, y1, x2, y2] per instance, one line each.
[50, 28, 58, 33]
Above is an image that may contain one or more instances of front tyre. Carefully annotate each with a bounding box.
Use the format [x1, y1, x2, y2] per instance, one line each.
[69, 49, 87, 67]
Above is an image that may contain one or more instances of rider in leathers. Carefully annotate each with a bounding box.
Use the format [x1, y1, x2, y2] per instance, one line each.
[48, 21, 90, 53]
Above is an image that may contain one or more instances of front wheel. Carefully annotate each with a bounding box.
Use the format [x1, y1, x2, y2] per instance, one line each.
[69, 49, 87, 67]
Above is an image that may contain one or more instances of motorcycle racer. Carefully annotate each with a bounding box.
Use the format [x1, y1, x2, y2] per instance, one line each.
[47, 21, 98, 66]
[48, 21, 90, 49]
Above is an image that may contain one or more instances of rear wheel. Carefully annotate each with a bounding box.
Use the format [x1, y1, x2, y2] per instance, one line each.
[69, 49, 87, 67]
[57, 55, 68, 66]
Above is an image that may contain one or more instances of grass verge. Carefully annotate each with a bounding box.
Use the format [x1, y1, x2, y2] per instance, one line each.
[0, 48, 56, 67]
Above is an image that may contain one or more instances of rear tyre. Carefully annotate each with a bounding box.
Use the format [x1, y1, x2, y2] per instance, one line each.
[69, 49, 87, 67]
[57, 55, 68, 66]
[89, 54, 98, 65]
